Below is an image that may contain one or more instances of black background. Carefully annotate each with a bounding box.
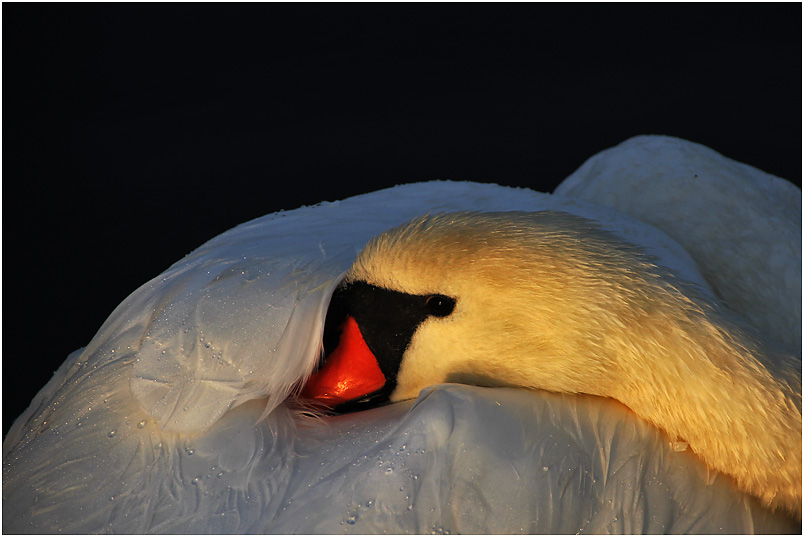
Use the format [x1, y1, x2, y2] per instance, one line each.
[3, 4, 801, 437]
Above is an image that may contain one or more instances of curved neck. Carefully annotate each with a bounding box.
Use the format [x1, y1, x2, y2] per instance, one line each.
[612, 319, 801, 517]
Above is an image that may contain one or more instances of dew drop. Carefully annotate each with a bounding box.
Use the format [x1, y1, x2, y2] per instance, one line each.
[137, 420, 146, 429]
[108, 430, 116, 438]
[385, 467, 394, 475]
[365, 499, 374, 508]
[345, 515, 357, 525]
[186, 448, 195, 456]
[191, 477, 200, 485]
[671, 441, 689, 452]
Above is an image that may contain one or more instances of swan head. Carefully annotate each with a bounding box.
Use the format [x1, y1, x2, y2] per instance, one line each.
[303, 211, 693, 408]
[300, 210, 802, 515]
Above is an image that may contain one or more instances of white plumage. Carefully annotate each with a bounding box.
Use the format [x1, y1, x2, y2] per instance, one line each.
[3, 136, 799, 533]
[555, 135, 801, 351]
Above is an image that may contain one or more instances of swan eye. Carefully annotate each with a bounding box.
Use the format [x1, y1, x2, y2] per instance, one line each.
[425, 295, 456, 317]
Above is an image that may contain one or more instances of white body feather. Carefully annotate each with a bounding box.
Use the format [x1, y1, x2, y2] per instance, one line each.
[555, 135, 801, 352]
[3, 136, 799, 533]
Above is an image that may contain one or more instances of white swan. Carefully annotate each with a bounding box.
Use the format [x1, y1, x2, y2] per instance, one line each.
[303, 210, 801, 513]
[3, 136, 800, 533]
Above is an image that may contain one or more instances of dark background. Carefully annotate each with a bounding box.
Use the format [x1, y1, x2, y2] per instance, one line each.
[3, 5, 801, 437]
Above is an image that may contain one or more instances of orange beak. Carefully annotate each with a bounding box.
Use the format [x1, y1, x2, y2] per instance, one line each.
[300, 315, 387, 408]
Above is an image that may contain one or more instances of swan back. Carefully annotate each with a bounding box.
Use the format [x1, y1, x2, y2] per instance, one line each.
[555, 135, 802, 352]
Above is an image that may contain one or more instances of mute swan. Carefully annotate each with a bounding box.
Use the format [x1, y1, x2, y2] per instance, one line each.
[302, 211, 801, 516]
[3, 136, 800, 533]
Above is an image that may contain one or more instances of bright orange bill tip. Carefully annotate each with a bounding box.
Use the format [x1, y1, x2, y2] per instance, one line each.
[300, 315, 386, 408]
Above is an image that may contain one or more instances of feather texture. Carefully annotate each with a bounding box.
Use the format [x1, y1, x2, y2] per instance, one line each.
[3, 136, 799, 533]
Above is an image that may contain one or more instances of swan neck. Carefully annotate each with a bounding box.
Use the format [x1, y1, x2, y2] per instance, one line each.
[615, 335, 801, 516]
